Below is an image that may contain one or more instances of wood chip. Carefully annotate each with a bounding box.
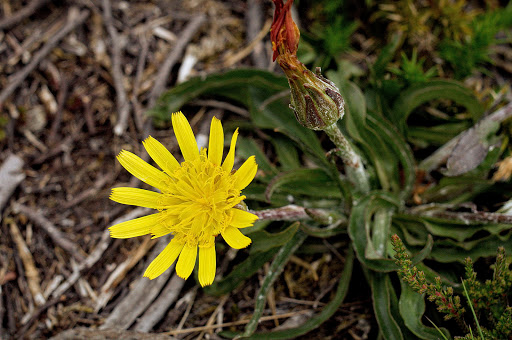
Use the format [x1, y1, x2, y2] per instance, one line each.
[0, 154, 25, 216]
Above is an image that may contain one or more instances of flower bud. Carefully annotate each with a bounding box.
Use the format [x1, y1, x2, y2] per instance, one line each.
[280, 53, 345, 130]
[271, 0, 344, 130]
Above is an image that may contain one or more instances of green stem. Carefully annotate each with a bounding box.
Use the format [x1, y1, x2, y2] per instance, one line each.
[237, 231, 308, 339]
[323, 123, 370, 194]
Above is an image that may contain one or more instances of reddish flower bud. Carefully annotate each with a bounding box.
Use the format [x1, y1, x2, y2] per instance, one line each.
[271, 0, 300, 61]
[270, 0, 344, 130]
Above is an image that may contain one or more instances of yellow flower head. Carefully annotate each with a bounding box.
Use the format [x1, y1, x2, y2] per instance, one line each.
[109, 112, 258, 286]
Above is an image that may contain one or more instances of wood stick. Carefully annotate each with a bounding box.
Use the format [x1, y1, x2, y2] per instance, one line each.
[133, 273, 186, 332]
[246, 0, 267, 68]
[94, 236, 155, 312]
[0, 154, 25, 216]
[147, 14, 206, 108]
[47, 74, 70, 146]
[0, 0, 50, 30]
[197, 295, 229, 340]
[223, 18, 271, 68]
[420, 101, 512, 172]
[164, 309, 314, 336]
[412, 209, 512, 224]
[99, 236, 174, 330]
[51, 208, 149, 299]
[0, 7, 90, 107]
[102, 0, 131, 136]
[12, 203, 85, 261]
[9, 221, 45, 306]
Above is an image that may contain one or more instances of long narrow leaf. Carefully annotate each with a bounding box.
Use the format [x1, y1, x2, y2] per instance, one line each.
[225, 246, 354, 339]
[237, 231, 308, 338]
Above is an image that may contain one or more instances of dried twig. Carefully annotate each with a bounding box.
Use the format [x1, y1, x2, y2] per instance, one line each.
[0, 7, 90, 107]
[99, 236, 173, 330]
[147, 14, 206, 108]
[8, 221, 45, 306]
[252, 205, 316, 221]
[223, 18, 271, 68]
[16, 297, 64, 338]
[164, 309, 314, 336]
[47, 75, 70, 146]
[62, 173, 112, 209]
[246, 0, 267, 68]
[0, 154, 25, 216]
[420, 101, 512, 172]
[131, 33, 150, 132]
[51, 208, 149, 299]
[0, 0, 50, 30]
[12, 203, 85, 262]
[50, 327, 178, 340]
[94, 236, 155, 312]
[102, 0, 131, 136]
[197, 295, 229, 340]
[134, 273, 186, 332]
[411, 208, 512, 225]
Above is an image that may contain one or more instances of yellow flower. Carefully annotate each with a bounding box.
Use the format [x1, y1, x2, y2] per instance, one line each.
[109, 112, 258, 286]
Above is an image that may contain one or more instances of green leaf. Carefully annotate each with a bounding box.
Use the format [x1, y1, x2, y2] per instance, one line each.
[370, 272, 404, 340]
[390, 79, 484, 135]
[250, 222, 300, 254]
[265, 169, 341, 203]
[348, 192, 402, 272]
[237, 136, 278, 176]
[371, 34, 402, 81]
[237, 231, 308, 338]
[299, 221, 346, 238]
[271, 136, 301, 171]
[149, 69, 288, 120]
[204, 249, 278, 297]
[242, 183, 290, 205]
[399, 280, 452, 339]
[222, 246, 354, 339]
[366, 111, 416, 199]
[429, 229, 512, 263]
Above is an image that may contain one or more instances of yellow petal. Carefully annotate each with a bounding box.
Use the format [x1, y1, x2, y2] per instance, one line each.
[110, 187, 161, 208]
[143, 136, 180, 175]
[233, 156, 258, 190]
[172, 111, 198, 161]
[117, 150, 170, 191]
[230, 209, 259, 229]
[150, 222, 171, 239]
[222, 226, 251, 249]
[109, 213, 159, 238]
[198, 245, 216, 287]
[143, 239, 184, 279]
[176, 244, 197, 279]
[222, 128, 239, 172]
[208, 117, 224, 165]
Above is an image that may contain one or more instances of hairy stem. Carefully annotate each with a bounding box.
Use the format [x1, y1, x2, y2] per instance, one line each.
[323, 123, 370, 194]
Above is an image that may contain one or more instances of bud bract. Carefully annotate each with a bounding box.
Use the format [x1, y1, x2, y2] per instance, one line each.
[271, 0, 344, 130]
[281, 54, 345, 130]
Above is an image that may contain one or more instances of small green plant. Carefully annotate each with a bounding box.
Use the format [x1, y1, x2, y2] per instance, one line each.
[440, 4, 512, 79]
[389, 49, 437, 85]
[373, 0, 479, 53]
[302, 0, 359, 68]
[392, 234, 512, 339]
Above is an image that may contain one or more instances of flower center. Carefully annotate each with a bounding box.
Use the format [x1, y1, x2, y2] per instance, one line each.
[159, 150, 244, 247]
